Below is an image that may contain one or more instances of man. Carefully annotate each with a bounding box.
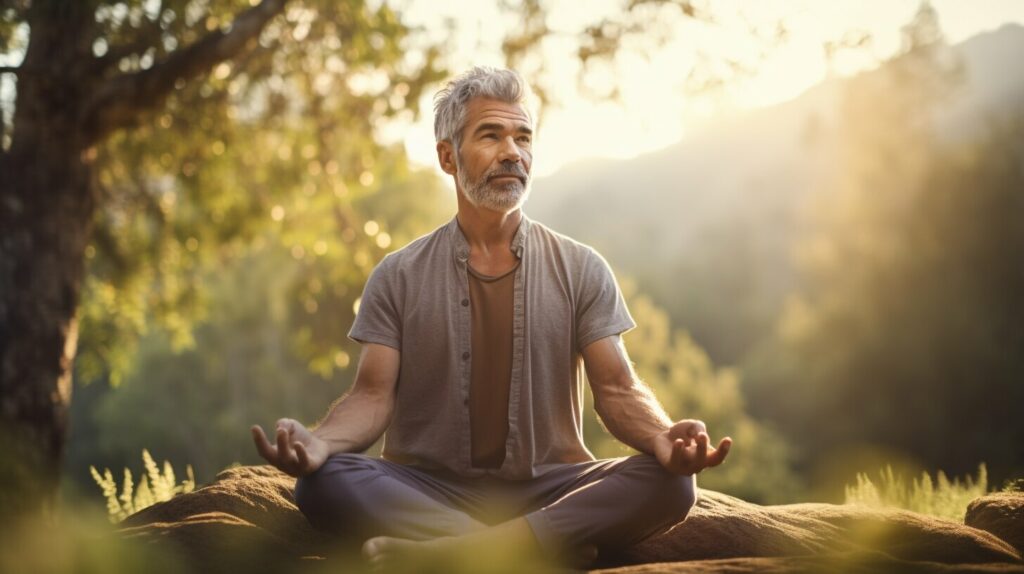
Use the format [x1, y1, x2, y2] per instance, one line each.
[251, 67, 732, 569]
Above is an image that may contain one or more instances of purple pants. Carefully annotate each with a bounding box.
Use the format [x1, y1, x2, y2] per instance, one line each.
[293, 452, 696, 557]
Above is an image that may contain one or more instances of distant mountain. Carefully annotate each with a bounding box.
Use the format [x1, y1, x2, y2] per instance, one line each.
[525, 24, 1024, 364]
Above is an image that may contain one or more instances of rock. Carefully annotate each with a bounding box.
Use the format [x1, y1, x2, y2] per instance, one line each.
[593, 554, 1024, 573]
[594, 490, 1021, 569]
[967, 492, 1024, 554]
[121, 465, 1024, 573]
[119, 465, 337, 572]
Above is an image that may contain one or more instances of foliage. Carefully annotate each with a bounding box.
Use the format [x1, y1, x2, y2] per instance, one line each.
[67, 159, 450, 488]
[743, 3, 1024, 485]
[60, 0, 446, 388]
[844, 463, 988, 521]
[90, 449, 195, 523]
[1002, 478, 1024, 493]
[583, 280, 802, 504]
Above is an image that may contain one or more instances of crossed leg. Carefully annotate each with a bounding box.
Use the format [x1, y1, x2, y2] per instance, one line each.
[293, 453, 488, 544]
[294, 453, 697, 570]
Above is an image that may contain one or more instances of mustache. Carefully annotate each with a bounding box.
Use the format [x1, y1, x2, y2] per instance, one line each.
[486, 163, 528, 182]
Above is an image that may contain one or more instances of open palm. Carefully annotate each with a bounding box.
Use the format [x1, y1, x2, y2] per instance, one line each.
[653, 419, 732, 475]
[251, 418, 329, 477]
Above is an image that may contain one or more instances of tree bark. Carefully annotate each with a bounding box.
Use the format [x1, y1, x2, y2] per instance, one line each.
[0, 0, 97, 519]
[0, 0, 287, 519]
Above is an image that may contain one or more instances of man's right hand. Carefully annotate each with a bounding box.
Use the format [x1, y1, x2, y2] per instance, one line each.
[251, 418, 329, 477]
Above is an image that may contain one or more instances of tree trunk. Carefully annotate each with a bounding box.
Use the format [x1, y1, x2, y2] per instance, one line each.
[0, 0, 287, 518]
[0, 145, 94, 519]
[0, 1, 98, 519]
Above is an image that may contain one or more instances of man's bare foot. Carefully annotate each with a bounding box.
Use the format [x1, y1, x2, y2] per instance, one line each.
[362, 535, 447, 567]
[361, 534, 597, 572]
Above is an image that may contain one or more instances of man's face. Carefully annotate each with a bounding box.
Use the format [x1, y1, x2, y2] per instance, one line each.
[452, 97, 534, 212]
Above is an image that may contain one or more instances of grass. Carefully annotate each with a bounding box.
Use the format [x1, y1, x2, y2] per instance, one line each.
[843, 463, 991, 521]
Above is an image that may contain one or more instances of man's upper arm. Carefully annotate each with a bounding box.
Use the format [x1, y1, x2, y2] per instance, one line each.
[582, 334, 635, 404]
[351, 343, 400, 400]
[348, 254, 402, 350]
[575, 247, 636, 351]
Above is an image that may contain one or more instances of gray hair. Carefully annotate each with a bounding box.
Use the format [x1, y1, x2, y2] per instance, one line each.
[433, 66, 534, 150]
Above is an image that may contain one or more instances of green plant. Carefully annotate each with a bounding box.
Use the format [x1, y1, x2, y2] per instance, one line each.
[90, 449, 195, 522]
[1001, 477, 1024, 492]
[844, 463, 988, 521]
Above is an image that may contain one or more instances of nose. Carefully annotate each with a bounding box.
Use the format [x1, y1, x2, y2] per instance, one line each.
[497, 135, 522, 163]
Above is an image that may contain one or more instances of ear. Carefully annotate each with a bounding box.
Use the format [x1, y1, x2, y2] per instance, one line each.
[436, 141, 457, 176]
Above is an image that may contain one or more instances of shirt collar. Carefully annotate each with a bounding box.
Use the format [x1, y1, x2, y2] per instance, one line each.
[449, 211, 531, 264]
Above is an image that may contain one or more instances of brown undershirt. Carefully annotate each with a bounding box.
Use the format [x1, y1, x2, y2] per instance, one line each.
[467, 259, 520, 469]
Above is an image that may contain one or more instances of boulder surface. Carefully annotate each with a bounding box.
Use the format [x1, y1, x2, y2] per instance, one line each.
[966, 492, 1024, 555]
[120, 465, 1024, 573]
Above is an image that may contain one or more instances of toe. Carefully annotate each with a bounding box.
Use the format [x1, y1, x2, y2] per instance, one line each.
[362, 537, 385, 560]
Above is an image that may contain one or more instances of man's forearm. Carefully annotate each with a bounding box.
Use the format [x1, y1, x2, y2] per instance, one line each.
[310, 389, 394, 455]
[594, 378, 672, 455]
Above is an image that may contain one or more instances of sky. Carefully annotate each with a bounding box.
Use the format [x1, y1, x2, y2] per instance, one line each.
[385, 0, 1024, 178]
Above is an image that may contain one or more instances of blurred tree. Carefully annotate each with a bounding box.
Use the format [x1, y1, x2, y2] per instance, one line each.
[0, 0, 443, 517]
[585, 281, 802, 504]
[66, 158, 449, 490]
[745, 4, 1024, 484]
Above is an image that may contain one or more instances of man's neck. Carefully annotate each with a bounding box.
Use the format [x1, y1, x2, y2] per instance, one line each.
[455, 201, 522, 258]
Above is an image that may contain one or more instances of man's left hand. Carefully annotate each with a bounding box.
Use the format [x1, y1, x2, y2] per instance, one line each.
[653, 419, 732, 475]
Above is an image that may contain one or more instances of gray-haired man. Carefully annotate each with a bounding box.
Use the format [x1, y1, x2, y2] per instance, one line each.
[252, 66, 732, 569]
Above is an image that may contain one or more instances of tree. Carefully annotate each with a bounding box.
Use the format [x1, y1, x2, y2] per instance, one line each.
[745, 4, 1024, 484]
[67, 156, 450, 488]
[0, 0, 442, 517]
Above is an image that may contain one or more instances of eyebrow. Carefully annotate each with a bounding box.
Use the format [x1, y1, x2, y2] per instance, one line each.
[472, 122, 533, 137]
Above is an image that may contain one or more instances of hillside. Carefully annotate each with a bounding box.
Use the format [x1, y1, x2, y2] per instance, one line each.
[526, 24, 1024, 364]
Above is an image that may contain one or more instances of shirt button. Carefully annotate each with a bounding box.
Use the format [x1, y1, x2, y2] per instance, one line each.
[463, 397, 469, 406]
[462, 351, 470, 360]
[461, 298, 469, 307]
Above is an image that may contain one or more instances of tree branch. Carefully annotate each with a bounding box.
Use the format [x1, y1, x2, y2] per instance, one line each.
[92, 34, 160, 76]
[81, 0, 288, 143]
[91, 0, 168, 75]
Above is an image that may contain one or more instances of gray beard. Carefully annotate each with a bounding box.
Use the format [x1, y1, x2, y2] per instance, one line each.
[457, 163, 532, 212]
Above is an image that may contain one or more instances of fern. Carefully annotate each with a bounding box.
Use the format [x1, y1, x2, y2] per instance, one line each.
[90, 449, 196, 523]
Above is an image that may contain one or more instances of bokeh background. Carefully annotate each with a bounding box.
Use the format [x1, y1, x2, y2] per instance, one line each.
[3, 0, 1021, 510]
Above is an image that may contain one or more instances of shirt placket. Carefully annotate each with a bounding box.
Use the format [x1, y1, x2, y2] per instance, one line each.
[451, 215, 530, 477]
[454, 240, 473, 473]
[504, 232, 527, 476]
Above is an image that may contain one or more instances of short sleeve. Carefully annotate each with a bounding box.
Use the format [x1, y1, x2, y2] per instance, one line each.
[348, 255, 402, 350]
[575, 247, 636, 351]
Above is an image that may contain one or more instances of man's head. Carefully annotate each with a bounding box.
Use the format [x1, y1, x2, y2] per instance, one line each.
[433, 67, 536, 212]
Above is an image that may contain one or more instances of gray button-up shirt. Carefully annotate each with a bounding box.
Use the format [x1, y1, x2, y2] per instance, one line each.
[348, 213, 636, 479]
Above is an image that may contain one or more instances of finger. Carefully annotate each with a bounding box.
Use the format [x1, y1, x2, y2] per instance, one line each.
[294, 441, 311, 472]
[277, 427, 299, 467]
[669, 438, 685, 469]
[708, 437, 733, 467]
[277, 418, 295, 433]
[251, 425, 278, 461]
[696, 432, 709, 462]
